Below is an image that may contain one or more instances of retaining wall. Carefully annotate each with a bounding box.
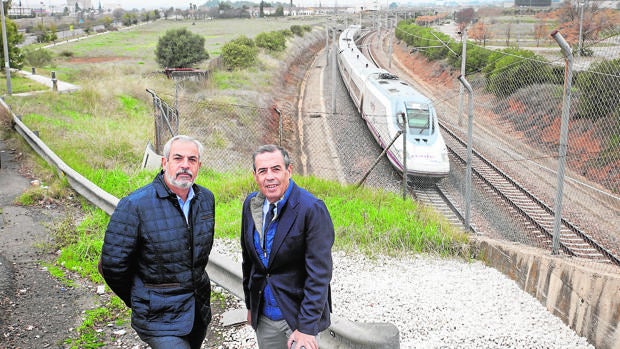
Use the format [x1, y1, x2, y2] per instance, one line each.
[473, 236, 620, 349]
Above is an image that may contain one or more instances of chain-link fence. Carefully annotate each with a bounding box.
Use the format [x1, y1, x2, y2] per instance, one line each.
[146, 19, 619, 275]
[389, 17, 619, 273]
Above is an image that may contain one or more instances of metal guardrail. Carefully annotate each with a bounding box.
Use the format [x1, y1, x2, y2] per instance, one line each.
[5, 107, 119, 215]
[2, 99, 400, 348]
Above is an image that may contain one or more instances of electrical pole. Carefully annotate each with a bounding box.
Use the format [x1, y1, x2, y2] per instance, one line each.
[1, 0, 12, 95]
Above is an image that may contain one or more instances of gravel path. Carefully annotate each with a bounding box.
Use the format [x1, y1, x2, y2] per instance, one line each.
[212, 239, 594, 349]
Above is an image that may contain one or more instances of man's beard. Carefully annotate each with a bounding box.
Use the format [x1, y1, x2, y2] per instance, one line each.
[166, 169, 194, 189]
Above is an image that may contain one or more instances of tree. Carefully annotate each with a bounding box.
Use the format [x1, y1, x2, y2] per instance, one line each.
[534, 20, 548, 47]
[112, 8, 124, 22]
[33, 23, 57, 43]
[504, 22, 511, 47]
[102, 16, 114, 31]
[0, 5, 24, 71]
[121, 12, 138, 26]
[155, 28, 209, 68]
[468, 20, 493, 46]
[164, 7, 174, 20]
[455, 7, 475, 32]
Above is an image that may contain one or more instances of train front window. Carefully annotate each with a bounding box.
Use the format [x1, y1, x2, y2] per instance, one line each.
[406, 104, 430, 130]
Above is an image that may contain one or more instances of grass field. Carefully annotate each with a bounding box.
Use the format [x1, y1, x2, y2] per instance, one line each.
[51, 17, 327, 66]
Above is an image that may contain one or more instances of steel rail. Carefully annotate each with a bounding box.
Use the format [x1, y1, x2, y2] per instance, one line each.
[441, 121, 620, 266]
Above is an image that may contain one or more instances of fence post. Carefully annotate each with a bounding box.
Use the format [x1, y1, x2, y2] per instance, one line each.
[273, 106, 282, 146]
[550, 30, 573, 255]
[51, 71, 58, 91]
[458, 75, 473, 233]
[400, 112, 407, 200]
[146, 88, 179, 154]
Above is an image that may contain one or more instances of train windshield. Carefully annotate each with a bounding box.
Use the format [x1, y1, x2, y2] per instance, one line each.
[405, 103, 431, 133]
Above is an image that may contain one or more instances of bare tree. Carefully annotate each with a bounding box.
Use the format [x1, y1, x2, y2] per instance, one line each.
[505, 21, 512, 46]
[469, 20, 493, 46]
[534, 20, 548, 47]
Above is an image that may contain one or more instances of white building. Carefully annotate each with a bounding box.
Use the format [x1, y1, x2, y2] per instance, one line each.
[66, 0, 94, 10]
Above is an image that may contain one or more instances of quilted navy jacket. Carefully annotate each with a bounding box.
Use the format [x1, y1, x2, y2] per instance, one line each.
[100, 172, 215, 336]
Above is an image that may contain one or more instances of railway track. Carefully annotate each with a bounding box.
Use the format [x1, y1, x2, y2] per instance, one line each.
[441, 123, 619, 265]
[407, 181, 466, 230]
[360, 29, 620, 266]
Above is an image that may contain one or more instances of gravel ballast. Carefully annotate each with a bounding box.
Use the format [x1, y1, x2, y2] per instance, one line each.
[212, 239, 594, 349]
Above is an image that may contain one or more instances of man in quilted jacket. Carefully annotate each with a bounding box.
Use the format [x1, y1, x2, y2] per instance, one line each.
[100, 135, 215, 349]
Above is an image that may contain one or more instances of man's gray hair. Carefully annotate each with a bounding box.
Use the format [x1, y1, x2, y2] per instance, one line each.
[252, 144, 291, 171]
[163, 135, 204, 160]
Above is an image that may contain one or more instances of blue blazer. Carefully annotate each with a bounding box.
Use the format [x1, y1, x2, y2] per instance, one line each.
[241, 181, 334, 336]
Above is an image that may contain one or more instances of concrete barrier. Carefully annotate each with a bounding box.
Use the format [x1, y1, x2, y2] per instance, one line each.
[473, 236, 620, 349]
[141, 141, 163, 170]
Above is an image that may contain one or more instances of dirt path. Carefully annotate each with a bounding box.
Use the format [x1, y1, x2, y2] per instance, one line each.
[0, 138, 103, 348]
[298, 48, 347, 183]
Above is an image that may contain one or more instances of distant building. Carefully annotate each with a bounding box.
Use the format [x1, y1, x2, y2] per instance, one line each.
[67, 0, 94, 10]
[514, 0, 552, 6]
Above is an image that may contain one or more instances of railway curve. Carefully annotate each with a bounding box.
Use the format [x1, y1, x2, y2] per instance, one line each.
[360, 29, 619, 266]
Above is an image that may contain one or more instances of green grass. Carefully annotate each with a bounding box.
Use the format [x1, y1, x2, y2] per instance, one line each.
[41, 262, 77, 288]
[0, 74, 50, 95]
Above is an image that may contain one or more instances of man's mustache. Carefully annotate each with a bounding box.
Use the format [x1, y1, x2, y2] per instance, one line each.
[176, 169, 193, 179]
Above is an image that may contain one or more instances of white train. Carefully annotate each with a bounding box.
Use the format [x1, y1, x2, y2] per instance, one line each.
[337, 25, 450, 179]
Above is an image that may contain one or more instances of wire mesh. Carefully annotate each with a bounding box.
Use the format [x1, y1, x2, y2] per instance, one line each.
[149, 17, 619, 274]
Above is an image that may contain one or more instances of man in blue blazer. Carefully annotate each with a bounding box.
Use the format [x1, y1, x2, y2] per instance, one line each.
[241, 144, 335, 349]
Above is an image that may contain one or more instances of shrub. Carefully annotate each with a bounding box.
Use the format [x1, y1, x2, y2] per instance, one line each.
[290, 24, 304, 36]
[23, 47, 53, 67]
[220, 36, 258, 70]
[576, 58, 620, 120]
[484, 48, 554, 97]
[59, 50, 74, 57]
[255, 31, 286, 52]
[155, 28, 209, 68]
[280, 29, 293, 38]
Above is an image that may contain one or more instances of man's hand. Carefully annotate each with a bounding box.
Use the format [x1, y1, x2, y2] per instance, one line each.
[287, 329, 318, 349]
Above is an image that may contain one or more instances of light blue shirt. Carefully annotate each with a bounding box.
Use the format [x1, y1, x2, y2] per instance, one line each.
[177, 187, 195, 223]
